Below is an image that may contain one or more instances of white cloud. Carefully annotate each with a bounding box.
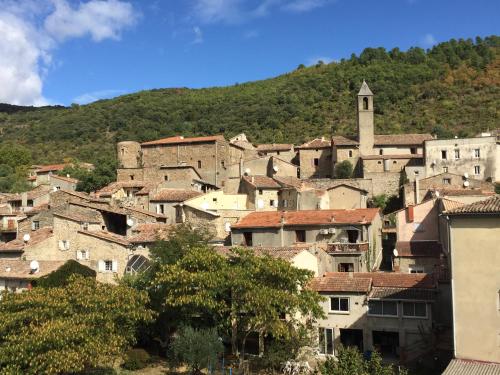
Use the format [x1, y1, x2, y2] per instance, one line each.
[73, 89, 126, 104]
[306, 56, 334, 66]
[190, 0, 332, 24]
[45, 0, 137, 42]
[192, 26, 203, 44]
[421, 33, 437, 48]
[0, 0, 137, 106]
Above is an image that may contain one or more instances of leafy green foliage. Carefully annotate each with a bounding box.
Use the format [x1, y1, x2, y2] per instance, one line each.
[319, 346, 408, 375]
[33, 260, 96, 288]
[335, 160, 353, 179]
[122, 348, 151, 371]
[495, 183, 500, 194]
[369, 194, 402, 214]
[170, 326, 223, 374]
[0, 144, 32, 192]
[0, 276, 154, 375]
[0, 36, 497, 169]
[153, 245, 324, 359]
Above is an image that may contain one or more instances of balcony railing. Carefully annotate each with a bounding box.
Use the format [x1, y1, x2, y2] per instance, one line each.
[327, 242, 369, 253]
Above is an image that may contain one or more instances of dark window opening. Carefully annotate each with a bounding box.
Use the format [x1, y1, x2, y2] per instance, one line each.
[338, 263, 354, 272]
[410, 147, 417, 155]
[347, 230, 358, 243]
[295, 230, 306, 243]
[363, 96, 369, 110]
[130, 175, 134, 181]
[330, 297, 349, 312]
[243, 232, 253, 246]
[313, 158, 319, 166]
[197, 160, 202, 169]
[348, 150, 353, 158]
[379, 149, 384, 155]
[441, 150, 447, 160]
[164, 175, 169, 181]
[340, 329, 364, 353]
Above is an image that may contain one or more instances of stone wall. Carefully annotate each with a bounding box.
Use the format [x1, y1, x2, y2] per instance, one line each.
[299, 148, 333, 179]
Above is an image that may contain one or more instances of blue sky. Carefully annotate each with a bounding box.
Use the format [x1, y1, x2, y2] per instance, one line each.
[0, 0, 499, 106]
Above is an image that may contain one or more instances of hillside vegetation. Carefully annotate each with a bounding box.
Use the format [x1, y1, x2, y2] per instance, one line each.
[0, 36, 498, 191]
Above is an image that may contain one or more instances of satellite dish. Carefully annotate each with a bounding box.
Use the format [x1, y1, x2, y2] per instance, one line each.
[126, 218, 134, 227]
[463, 172, 468, 179]
[273, 166, 279, 173]
[30, 260, 39, 272]
[244, 168, 251, 176]
[23, 234, 31, 242]
[435, 191, 440, 197]
[393, 249, 399, 257]
[463, 181, 470, 187]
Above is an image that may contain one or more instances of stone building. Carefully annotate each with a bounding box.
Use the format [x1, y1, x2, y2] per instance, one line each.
[117, 135, 259, 187]
[443, 196, 500, 364]
[231, 208, 383, 272]
[149, 189, 202, 222]
[0, 259, 67, 292]
[238, 176, 281, 211]
[255, 143, 296, 163]
[311, 272, 436, 363]
[424, 135, 499, 182]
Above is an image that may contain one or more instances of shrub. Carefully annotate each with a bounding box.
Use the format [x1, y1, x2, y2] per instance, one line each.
[34, 260, 96, 288]
[122, 348, 151, 370]
[334, 160, 353, 179]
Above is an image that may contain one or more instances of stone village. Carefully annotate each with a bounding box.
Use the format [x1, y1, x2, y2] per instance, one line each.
[0, 82, 499, 374]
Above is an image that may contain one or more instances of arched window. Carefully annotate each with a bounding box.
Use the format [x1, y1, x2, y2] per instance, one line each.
[363, 97, 369, 110]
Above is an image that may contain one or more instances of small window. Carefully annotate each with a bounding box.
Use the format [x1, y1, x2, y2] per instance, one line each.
[368, 300, 398, 316]
[130, 175, 134, 181]
[330, 297, 349, 313]
[243, 232, 253, 246]
[197, 160, 202, 169]
[414, 171, 419, 175]
[443, 167, 448, 173]
[474, 165, 481, 175]
[338, 263, 354, 272]
[164, 175, 169, 181]
[454, 149, 460, 159]
[403, 302, 427, 318]
[159, 204, 165, 214]
[221, 160, 225, 168]
[213, 198, 217, 202]
[313, 158, 319, 166]
[409, 266, 424, 274]
[410, 147, 417, 155]
[348, 150, 353, 158]
[379, 149, 383, 155]
[363, 96, 369, 110]
[121, 148, 125, 156]
[377, 161, 382, 165]
[474, 149, 480, 158]
[104, 260, 113, 271]
[270, 199, 275, 207]
[441, 150, 447, 160]
[27, 200, 34, 207]
[393, 160, 397, 164]
[259, 189, 263, 195]
[443, 178, 451, 185]
[319, 327, 334, 355]
[295, 230, 306, 243]
[32, 221, 40, 231]
[277, 151, 280, 155]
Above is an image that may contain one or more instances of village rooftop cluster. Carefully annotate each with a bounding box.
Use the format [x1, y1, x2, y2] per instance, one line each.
[0, 82, 499, 373]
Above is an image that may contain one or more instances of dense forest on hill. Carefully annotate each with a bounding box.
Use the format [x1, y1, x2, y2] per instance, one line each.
[0, 36, 498, 192]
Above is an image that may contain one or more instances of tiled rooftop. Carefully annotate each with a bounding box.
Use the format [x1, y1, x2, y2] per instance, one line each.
[150, 189, 203, 202]
[446, 195, 500, 215]
[242, 175, 281, 189]
[0, 227, 54, 252]
[256, 144, 293, 152]
[395, 241, 443, 258]
[0, 260, 66, 279]
[141, 135, 225, 146]
[374, 133, 433, 146]
[442, 359, 500, 375]
[309, 275, 372, 293]
[232, 208, 380, 229]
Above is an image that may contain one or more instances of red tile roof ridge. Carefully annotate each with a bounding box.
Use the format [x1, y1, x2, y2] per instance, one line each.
[141, 134, 225, 146]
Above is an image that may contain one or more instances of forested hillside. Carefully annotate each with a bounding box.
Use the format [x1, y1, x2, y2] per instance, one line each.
[0, 36, 498, 191]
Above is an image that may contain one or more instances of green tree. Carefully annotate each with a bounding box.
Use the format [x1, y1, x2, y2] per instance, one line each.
[152, 246, 324, 363]
[170, 326, 224, 374]
[0, 276, 153, 375]
[335, 160, 353, 179]
[319, 346, 407, 375]
[34, 260, 96, 288]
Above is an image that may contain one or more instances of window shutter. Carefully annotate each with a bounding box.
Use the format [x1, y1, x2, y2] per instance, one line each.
[58, 240, 64, 250]
[65, 241, 70, 250]
[85, 250, 90, 260]
[98, 260, 105, 272]
[76, 251, 82, 260]
[112, 260, 118, 273]
[156, 205, 160, 214]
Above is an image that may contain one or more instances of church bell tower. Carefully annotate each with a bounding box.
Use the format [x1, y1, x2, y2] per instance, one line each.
[357, 80, 374, 155]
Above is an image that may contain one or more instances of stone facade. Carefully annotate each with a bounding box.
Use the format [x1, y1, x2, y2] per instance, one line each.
[424, 136, 498, 182]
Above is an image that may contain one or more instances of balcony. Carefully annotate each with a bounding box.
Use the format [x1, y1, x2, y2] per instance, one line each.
[327, 242, 369, 253]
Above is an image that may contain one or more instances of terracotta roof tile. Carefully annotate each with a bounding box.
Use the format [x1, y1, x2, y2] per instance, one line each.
[395, 241, 443, 258]
[217, 245, 312, 261]
[232, 208, 380, 229]
[370, 287, 435, 301]
[141, 135, 225, 146]
[324, 272, 435, 289]
[430, 189, 495, 197]
[297, 138, 331, 149]
[150, 189, 203, 202]
[34, 163, 68, 173]
[50, 174, 78, 184]
[0, 260, 66, 279]
[361, 154, 423, 160]
[442, 359, 500, 375]
[0, 227, 53, 252]
[309, 275, 372, 293]
[242, 176, 281, 189]
[53, 210, 101, 224]
[331, 136, 359, 146]
[440, 198, 465, 211]
[256, 144, 293, 152]
[446, 195, 500, 215]
[374, 134, 433, 146]
[273, 176, 303, 189]
[77, 230, 130, 246]
[129, 223, 173, 243]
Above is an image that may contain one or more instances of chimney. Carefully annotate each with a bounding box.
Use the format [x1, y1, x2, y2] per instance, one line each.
[407, 205, 414, 223]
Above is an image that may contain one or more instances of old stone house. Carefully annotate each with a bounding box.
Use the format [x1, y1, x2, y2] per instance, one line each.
[231, 208, 383, 272]
[149, 189, 202, 222]
[239, 176, 281, 211]
[0, 259, 67, 292]
[311, 272, 436, 363]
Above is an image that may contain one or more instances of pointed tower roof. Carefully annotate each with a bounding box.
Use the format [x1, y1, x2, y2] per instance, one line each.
[358, 80, 373, 96]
